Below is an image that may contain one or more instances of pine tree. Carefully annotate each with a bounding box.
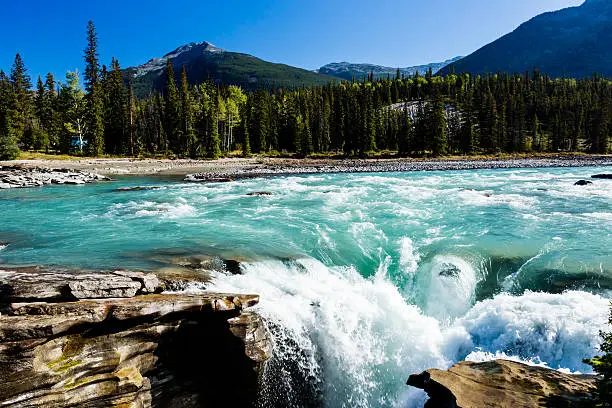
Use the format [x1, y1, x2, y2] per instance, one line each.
[83, 21, 105, 156]
[180, 66, 196, 157]
[126, 75, 136, 156]
[242, 117, 251, 157]
[43, 73, 58, 150]
[429, 90, 448, 157]
[33, 77, 49, 150]
[207, 101, 222, 159]
[460, 115, 475, 155]
[0, 71, 20, 159]
[103, 58, 126, 155]
[9, 53, 33, 148]
[398, 107, 412, 156]
[163, 59, 181, 155]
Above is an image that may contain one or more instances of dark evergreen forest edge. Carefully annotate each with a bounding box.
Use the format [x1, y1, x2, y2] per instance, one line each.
[1, 21, 611, 161]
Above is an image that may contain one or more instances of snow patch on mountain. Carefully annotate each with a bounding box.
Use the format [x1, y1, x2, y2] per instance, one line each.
[133, 42, 224, 78]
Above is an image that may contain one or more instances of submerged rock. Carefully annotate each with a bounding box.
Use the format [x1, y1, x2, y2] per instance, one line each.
[115, 186, 163, 192]
[575, 180, 593, 186]
[592, 174, 612, 179]
[407, 360, 598, 408]
[0, 267, 271, 407]
[184, 174, 234, 183]
[246, 191, 273, 196]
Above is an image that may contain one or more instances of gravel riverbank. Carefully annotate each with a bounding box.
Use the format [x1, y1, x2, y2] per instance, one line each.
[1, 155, 611, 183]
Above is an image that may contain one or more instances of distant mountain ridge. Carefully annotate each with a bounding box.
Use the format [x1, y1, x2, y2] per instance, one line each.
[126, 41, 337, 97]
[440, 0, 612, 78]
[318, 57, 463, 80]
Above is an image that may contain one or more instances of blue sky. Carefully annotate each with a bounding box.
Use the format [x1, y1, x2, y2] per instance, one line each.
[0, 0, 583, 82]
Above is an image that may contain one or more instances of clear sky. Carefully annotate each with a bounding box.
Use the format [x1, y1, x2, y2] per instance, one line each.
[0, 0, 584, 82]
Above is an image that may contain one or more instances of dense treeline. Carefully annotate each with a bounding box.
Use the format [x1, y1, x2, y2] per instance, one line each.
[1, 21, 611, 160]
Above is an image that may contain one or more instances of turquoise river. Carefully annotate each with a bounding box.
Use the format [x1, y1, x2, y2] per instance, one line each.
[1, 165, 611, 407]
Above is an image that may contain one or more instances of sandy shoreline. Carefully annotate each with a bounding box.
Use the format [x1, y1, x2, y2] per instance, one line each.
[2, 155, 611, 179]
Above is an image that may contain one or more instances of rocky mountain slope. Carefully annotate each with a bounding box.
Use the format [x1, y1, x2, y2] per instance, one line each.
[318, 57, 462, 80]
[440, 0, 612, 78]
[125, 42, 337, 97]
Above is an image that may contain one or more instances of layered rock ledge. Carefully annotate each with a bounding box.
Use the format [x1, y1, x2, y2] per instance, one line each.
[0, 166, 110, 189]
[0, 266, 272, 407]
[407, 360, 598, 408]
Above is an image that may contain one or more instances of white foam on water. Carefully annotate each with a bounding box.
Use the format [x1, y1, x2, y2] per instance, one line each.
[398, 237, 420, 276]
[204, 256, 610, 408]
[349, 222, 388, 261]
[412, 255, 480, 321]
[102, 200, 196, 220]
[454, 290, 609, 372]
[582, 212, 612, 223]
[456, 190, 539, 211]
[207, 258, 450, 408]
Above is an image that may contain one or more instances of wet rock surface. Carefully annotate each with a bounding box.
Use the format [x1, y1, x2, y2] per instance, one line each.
[246, 191, 273, 196]
[592, 173, 612, 179]
[0, 267, 271, 408]
[407, 360, 598, 408]
[0, 166, 111, 189]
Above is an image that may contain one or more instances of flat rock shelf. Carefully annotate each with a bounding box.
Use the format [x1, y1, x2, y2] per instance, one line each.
[0, 266, 272, 408]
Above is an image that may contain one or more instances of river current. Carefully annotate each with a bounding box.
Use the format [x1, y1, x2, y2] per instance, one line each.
[0, 166, 611, 407]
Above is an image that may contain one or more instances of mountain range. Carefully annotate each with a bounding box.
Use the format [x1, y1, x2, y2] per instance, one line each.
[440, 0, 612, 78]
[317, 57, 462, 81]
[126, 42, 338, 97]
[126, 0, 612, 96]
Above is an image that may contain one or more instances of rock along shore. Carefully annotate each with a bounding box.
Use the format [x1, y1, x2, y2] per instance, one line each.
[184, 155, 612, 182]
[407, 360, 599, 407]
[2, 155, 611, 180]
[0, 166, 111, 189]
[0, 266, 271, 408]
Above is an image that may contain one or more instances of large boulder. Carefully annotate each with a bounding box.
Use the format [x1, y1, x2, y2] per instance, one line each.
[407, 360, 598, 408]
[0, 268, 271, 408]
[0, 267, 163, 302]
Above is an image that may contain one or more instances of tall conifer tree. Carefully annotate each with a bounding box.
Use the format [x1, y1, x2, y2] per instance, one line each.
[83, 21, 105, 156]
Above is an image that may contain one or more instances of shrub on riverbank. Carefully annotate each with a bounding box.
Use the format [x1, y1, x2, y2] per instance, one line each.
[586, 305, 612, 406]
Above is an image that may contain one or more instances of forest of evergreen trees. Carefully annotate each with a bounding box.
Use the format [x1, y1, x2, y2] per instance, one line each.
[0, 21, 611, 160]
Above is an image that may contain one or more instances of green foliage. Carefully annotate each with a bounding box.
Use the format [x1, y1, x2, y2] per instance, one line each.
[1, 21, 612, 159]
[103, 58, 127, 155]
[163, 59, 181, 154]
[0, 116, 20, 160]
[83, 21, 105, 156]
[585, 305, 612, 406]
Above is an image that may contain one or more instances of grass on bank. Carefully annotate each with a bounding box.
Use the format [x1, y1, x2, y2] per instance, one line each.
[9, 150, 608, 163]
